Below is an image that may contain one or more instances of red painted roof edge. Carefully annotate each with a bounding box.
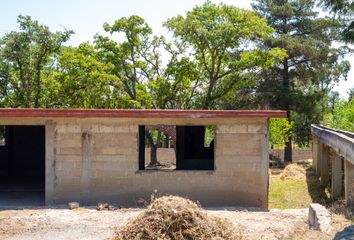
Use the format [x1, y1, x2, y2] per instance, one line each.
[0, 108, 287, 118]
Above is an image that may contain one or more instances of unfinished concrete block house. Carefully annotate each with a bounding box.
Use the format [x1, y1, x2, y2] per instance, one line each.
[0, 109, 286, 208]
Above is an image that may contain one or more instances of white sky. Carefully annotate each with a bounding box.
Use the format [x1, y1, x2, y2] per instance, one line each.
[0, 0, 352, 99]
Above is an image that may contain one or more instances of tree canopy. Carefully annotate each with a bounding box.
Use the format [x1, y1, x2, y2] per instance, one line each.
[165, 1, 287, 109]
[0, 1, 352, 162]
[0, 15, 73, 108]
[252, 0, 350, 161]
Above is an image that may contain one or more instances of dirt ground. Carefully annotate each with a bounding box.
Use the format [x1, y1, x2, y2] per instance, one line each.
[0, 206, 351, 240]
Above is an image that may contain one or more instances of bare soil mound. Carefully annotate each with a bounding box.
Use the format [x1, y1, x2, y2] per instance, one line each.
[280, 164, 306, 180]
[112, 195, 239, 240]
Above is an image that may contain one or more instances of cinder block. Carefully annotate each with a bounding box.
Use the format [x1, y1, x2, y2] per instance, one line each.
[48, 119, 269, 209]
[247, 124, 266, 133]
[56, 137, 83, 148]
[217, 133, 262, 156]
[56, 155, 82, 162]
[56, 124, 81, 133]
[93, 155, 116, 162]
[217, 125, 248, 134]
[56, 147, 82, 155]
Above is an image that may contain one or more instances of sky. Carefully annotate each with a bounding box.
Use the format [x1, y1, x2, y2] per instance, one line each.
[0, 0, 353, 99]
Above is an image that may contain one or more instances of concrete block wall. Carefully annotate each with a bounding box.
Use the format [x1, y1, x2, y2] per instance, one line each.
[46, 118, 269, 208]
[145, 148, 176, 164]
[270, 149, 312, 161]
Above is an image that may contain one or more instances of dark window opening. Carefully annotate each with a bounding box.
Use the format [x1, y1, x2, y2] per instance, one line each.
[0, 126, 45, 206]
[0, 126, 5, 146]
[139, 125, 215, 170]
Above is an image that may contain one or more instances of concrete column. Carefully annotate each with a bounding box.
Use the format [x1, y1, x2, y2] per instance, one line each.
[260, 118, 270, 210]
[316, 142, 323, 176]
[45, 121, 56, 205]
[82, 132, 92, 204]
[331, 153, 343, 199]
[320, 146, 330, 187]
[345, 160, 354, 209]
[312, 138, 318, 174]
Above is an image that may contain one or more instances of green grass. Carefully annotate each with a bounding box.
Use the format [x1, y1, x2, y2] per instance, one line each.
[269, 177, 313, 209]
[269, 163, 332, 209]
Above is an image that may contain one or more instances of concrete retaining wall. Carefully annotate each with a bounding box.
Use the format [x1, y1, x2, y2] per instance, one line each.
[42, 118, 270, 208]
[145, 148, 176, 164]
[270, 149, 312, 161]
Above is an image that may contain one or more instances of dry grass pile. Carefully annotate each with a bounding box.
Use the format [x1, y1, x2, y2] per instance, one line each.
[280, 163, 306, 180]
[113, 195, 239, 240]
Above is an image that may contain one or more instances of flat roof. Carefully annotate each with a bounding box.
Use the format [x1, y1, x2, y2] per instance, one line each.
[0, 108, 287, 118]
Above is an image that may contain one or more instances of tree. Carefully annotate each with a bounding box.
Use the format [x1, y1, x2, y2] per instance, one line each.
[0, 15, 73, 107]
[95, 16, 194, 165]
[164, 1, 287, 109]
[269, 118, 292, 148]
[320, 0, 354, 43]
[322, 98, 354, 132]
[252, 0, 350, 161]
[348, 87, 354, 101]
[46, 43, 120, 108]
[94, 15, 154, 108]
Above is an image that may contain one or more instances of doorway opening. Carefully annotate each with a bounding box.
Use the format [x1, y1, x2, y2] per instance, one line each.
[0, 126, 45, 207]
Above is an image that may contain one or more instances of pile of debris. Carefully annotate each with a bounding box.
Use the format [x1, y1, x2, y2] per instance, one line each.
[280, 163, 306, 180]
[96, 203, 116, 211]
[112, 195, 239, 240]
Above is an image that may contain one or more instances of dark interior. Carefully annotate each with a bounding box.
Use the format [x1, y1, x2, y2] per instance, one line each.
[176, 126, 214, 170]
[0, 126, 45, 206]
[139, 125, 214, 170]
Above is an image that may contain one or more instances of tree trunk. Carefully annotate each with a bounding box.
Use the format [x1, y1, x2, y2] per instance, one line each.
[284, 110, 293, 163]
[150, 145, 158, 166]
[282, 58, 292, 163]
[146, 131, 162, 166]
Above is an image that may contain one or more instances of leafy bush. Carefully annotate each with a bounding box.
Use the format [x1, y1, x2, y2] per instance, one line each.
[322, 99, 354, 132]
[269, 118, 292, 148]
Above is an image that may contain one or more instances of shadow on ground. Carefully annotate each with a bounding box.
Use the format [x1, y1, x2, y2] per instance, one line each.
[302, 164, 332, 205]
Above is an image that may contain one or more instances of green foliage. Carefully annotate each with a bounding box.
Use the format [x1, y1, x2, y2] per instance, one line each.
[0, 6, 351, 163]
[348, 87, 354, 101]
[46, 43, 120, 108]
[320, 0, 354, 43]
[269, 118, 292, 147]
[95, 15, 152, 104]
[204, 126, 215, 147]
[322, 99, 354, 132]
[252, 0, 350, 159]
[164, 1, 286, 109]
[0, 15, 73, 107]
[95, 16, 193, 110]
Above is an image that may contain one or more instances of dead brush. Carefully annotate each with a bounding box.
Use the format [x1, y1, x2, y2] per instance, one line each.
[112, 195, 241, 240]
[280, 163, 306, 180]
